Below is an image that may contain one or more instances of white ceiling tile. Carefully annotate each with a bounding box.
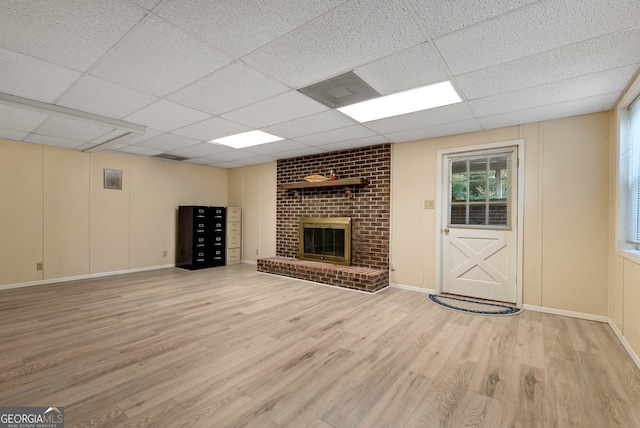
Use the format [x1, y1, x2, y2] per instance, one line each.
[469, 65, 638, 118]
[134, 133, 202, 152]
[24, 133, 84, 149]
[166, 143, 234, 158]
[183, 157, 218, 166]
[91, 15, 233, 97]
[319, 135, 389, 152]
[276, 146, 329, 160]
[407, 0, 537, 38]
[244, 0, 425, 87]
[35, 116, 114, 143]
[236, 155, 277, 166]
[169, 62, 289, 115]
[435, 0, 640, 75]
[383, 119, 483, 143]
[242, 140, 311, 156]
[364, 103, 474, 135]
[211, 161, 244, 169]
[295, 125, 378, 146]
[156, 0, 349, 58]
[0, 129, 29, 141]
[477, 92, 621, 130]
[209, 150, 263, 162]
[117, 145, 164, 156]
[262, 110, 357, 139]
[104, 143, 129, 151]
[0, 48, 82, 102]
[56, 75, 157, 119]
[172, 117, 252, 141]
[125, 100, 211, 132]
[117, 129, 163, 146]
[457, 28, 640, 100]
[0, 105, 49, 132]
[221, 91, 329, 128]
[0, 0, 145, 71]
[131, 0, 161, 11]
[354, 43, 449, 95]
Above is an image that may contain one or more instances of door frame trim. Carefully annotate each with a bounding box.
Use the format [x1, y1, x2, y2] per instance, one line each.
[435, 139, 525, 307]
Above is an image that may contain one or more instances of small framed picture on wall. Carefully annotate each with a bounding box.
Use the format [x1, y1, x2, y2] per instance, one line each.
[104, 168, 122, 190]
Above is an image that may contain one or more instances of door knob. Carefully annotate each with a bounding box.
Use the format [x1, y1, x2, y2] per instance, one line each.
[444, 228, 450, 235]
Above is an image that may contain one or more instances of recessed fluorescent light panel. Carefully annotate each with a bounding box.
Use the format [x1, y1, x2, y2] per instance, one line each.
[337, 81, 461, 123]
[209, 130, 283, 149]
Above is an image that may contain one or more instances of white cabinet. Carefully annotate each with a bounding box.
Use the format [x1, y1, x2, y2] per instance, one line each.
[226, 207, 241, 265]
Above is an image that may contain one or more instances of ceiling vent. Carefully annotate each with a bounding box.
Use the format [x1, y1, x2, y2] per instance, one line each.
[153, 153, 190, 161]
[298, 71, 381, 108]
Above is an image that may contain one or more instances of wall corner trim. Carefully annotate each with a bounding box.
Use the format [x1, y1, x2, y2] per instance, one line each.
[523, 304, 640, 371]
[607, 318, 640, 371]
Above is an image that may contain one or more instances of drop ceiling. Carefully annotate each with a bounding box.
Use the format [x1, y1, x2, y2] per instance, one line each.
[0, 0, 638, 168]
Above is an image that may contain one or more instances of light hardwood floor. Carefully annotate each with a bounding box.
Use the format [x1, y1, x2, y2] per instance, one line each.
[1, 264, 639, 427]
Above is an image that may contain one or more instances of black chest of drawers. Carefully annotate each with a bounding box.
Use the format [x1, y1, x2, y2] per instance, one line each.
[177, 206, 226, 270]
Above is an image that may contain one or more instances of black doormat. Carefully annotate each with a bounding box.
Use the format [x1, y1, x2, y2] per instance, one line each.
[428, 294, 522, 316]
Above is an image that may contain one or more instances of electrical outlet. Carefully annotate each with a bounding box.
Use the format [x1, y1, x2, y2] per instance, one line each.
[255, 249, 259, 255]
[36, 262, 43, 271]
[424, 200, 435, 209]
[390, 262, 396, 271]
[163, 250, 167, 257]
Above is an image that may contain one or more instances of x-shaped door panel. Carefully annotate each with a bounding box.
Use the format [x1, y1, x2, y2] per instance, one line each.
[448, 233, 507, 285]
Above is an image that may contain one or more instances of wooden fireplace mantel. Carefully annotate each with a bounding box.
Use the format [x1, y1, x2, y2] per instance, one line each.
[279, 178, 368, 198]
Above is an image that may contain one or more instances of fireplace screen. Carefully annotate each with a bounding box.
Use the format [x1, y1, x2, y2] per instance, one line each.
[299, 217, 351, 266]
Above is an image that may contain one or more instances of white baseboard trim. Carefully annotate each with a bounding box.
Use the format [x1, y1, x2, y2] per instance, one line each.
[241, 259, 257, 265]
[522, 304, 609, 323]
[390, 282, 435, 295]
[607, 319, 640, 370]
[0, 263, 176, 291]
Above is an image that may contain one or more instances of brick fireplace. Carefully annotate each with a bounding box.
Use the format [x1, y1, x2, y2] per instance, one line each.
[257, 144, 391, 292]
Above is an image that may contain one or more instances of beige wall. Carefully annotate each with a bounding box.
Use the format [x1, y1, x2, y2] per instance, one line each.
[539, 114, 610, 314]
[44, 147, 90, 279]
[0, 140, 43, 284]
[0, 140, 227, 285]
[227, 162, 277, 262]
[391, 112, 610, 315]
[609, 71, 640, 358]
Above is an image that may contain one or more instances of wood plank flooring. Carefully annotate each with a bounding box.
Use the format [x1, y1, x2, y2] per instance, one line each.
[1, 264, 639, 427]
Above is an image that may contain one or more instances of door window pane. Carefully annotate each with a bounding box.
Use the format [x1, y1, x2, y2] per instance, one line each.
[488, 180, 498, 199]
[469, 181, 487, 200]
[489, 204, 508, 225]
[451, 182, 467, 202]
[450, 205, 466, 224]
[469, 159, 487, 181]
[469, 205, 486, 225]
[451, 160, 467, 177]
[448, 151, 513, 228]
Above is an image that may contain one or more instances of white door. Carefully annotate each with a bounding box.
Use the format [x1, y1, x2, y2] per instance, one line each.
[441, 148, 518, 303]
